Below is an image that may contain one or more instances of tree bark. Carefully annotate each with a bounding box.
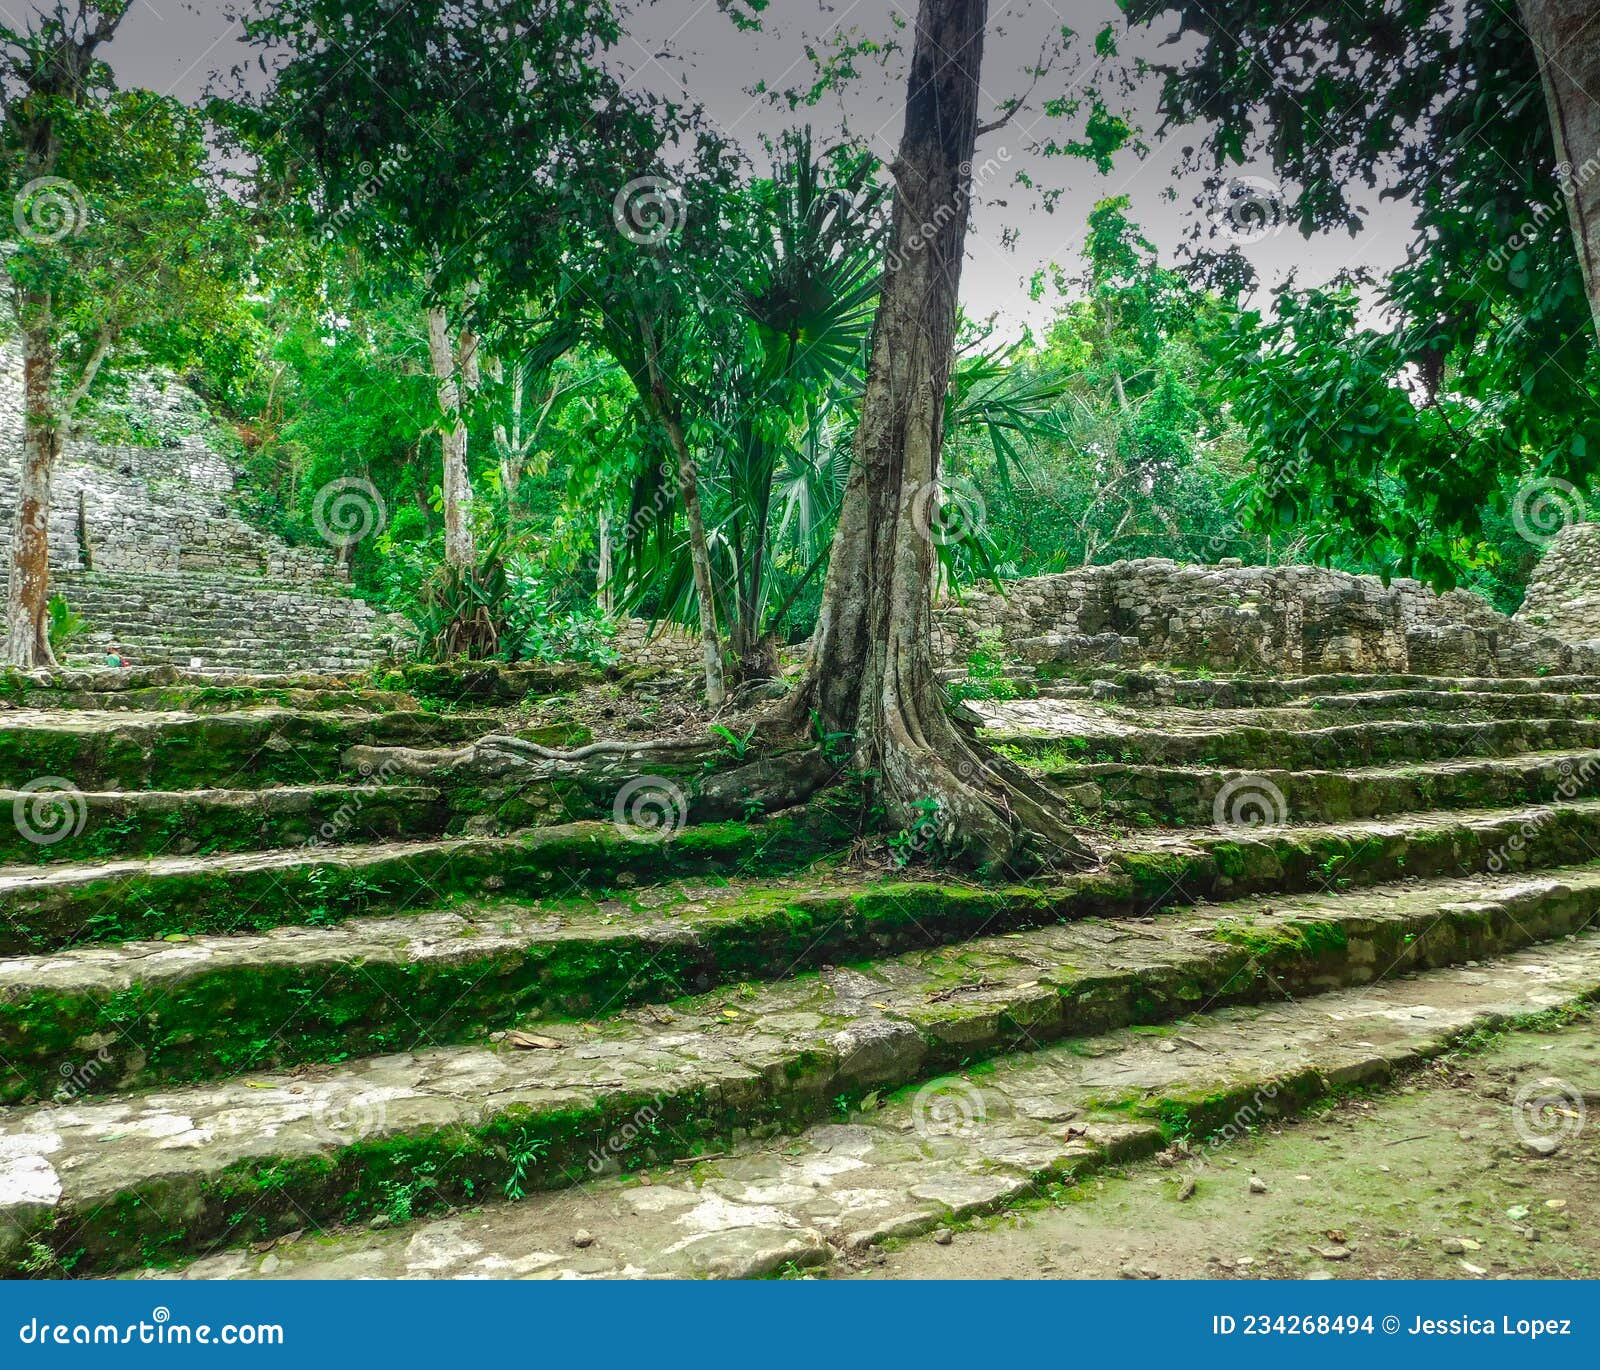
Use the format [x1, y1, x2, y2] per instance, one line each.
[597, 510, 614, 616]
[1522, 0, 1600, 341]
[788, 0, 1091, 873]
[4, 309, 61, 667]
[427, 304, 477, 570]
[639, 316, 726, 707]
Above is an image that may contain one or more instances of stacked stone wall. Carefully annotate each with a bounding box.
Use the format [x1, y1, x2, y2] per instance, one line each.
[932, 557, 1600, 678]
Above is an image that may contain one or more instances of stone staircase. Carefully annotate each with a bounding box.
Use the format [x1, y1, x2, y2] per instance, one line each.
[1, 665, 1598, 1279]
[0, 343, 395, 673]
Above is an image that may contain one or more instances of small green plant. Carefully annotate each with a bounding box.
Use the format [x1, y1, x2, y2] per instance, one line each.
[887, 795, 945, 867]
[46, 594, 86, 658]
[945, 634, 1024, 705]
[504, 1131, 550, 1200]
[808, 709, 854, 766]
[709, 723, 756, 760]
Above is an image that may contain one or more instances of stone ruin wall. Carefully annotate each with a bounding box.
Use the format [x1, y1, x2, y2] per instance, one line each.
[0, 342, 342, 585]
[1515, 521, 1600, 647]
[932, 556, 1600, 678]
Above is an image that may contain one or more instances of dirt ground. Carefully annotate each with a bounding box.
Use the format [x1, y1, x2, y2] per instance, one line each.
[845, 1019, 1600, 1281]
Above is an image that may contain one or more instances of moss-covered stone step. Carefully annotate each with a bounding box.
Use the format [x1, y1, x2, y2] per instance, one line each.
[1046, 749, 1600, 827]
[4, 867, 1596, 1275]
[0, 810, 848, 956]
[3, 843, 1599, 1106]
[0, 784, 452, 867]
[989, 711, 1600, 768]
[0, 708, 517, 790]
[151, 932, 1600, 1280]
[1296, 689, 1600, 719]
[0, 684, 419, 714]
[1074, 671, 1600, 706]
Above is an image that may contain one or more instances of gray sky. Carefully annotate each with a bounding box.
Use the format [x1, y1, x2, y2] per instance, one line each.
[65, 0, 1412, 335]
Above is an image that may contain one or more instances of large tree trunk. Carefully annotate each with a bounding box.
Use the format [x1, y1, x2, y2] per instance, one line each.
[1522, 0, 1600, 341]
[789, 0, 1091, 873]
[3, 309, 61, 668]
[427, 304, 477, 570]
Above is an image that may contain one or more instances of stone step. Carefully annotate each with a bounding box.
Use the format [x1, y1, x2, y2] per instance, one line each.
[0, 707, 506, 791]
[0, 783, 452, 867]
[152, 932, 1600, 1280]
[1074, 671, 1600, 706]
[4, 795, 1600, 958]
[1045, 749, 1600, 828]
[986, 707, 1600, 768]
[0, 810, 847, 955]
[3, 846, 1598, 1104]
[5, 871, 1595, 1276]
[2, 681, 416, 714]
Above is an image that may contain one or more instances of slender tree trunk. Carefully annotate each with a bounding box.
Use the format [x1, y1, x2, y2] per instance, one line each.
[1522, 0, 1600, 341]
[789, 0, 1090, 872]
[4, 307, 61, 668]
[427, 304, 476, 570]
[639, 318, 726, 706]
[597, 510, 614, 616]
[659, 409, 726, 707]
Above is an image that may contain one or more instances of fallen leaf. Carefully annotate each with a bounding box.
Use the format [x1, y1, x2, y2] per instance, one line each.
[506, 1030, 563, 1050]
